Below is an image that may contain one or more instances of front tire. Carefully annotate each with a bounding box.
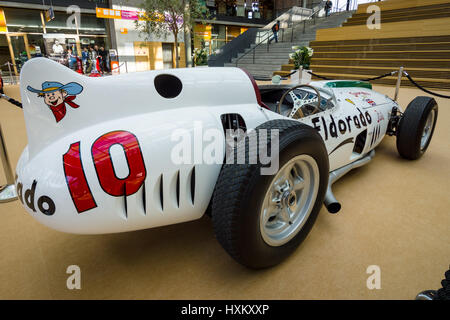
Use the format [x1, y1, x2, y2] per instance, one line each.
[211, 120, 329, 268]
[396, 96, 438, 160]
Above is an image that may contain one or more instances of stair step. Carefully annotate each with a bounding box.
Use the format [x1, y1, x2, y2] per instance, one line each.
[348, 3, 450, 21]
[308, 72, 450, 90]
[312, 42, 450, 52]
[248, 48, 307, 54]
[344, 7, 450, 23]
[233, 64, 281, 69]
[314, 50, 450, 59]
[281, 64, 295, 71]
[250, 42, 314, 49]
[310, 35, 450, 47]
[343, 12, 450, 26]
[310, 58, 450, 69]
[273, 70, 294, 77]
[310, 65, 450, 80]
[310, 64, 450, 72]
[227, 64, 283, 72]
[232, 57, 289, 63]
[248, 45, 310, 51]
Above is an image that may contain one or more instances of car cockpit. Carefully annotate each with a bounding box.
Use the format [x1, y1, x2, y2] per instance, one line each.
[259, 84, 335, 119]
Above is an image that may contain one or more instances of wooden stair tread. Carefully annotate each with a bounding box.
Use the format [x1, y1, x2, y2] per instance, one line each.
[311, 58, 450, 61]
[309, 65, 450, 72]
[308, 72, 450, 83]
[351, 2, 450, 17]
[314, 17, 450, 41]
[313, 50, 450, 54]
[345, 11, 450, 21]
[310, 42, 450, 48]
[354, 0, 450, 14]
[345, 15, 450, 25]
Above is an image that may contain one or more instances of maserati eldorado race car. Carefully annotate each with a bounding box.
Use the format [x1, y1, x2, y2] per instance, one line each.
[14, 58, 438, 268]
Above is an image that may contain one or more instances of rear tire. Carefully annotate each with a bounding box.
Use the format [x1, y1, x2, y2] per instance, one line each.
[211, 120, 329, 269]
[396, 96, 438, 160]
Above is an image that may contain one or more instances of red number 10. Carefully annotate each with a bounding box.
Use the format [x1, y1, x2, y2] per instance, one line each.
[63, 130, 147, 213]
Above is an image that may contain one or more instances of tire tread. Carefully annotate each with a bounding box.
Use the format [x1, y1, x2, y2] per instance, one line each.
[396, 96, 438, 160]
[212, 120, 325, 266]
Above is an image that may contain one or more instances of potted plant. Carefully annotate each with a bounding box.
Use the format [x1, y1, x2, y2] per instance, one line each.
[289, 46, 314, 84]
[192, 48, 209, 67]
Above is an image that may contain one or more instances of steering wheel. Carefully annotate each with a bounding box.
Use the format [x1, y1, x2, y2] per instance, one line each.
[277, 84, 321, 119]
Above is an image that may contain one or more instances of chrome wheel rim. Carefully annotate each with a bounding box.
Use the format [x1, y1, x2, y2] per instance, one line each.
[259, 155, 320, 247]
[421, 109, 435, 150]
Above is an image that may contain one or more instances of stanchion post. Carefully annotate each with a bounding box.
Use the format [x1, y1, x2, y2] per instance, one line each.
[394, 66, 404, 101]
[0, 124, 18, 203]
[7, 62, 13, 85]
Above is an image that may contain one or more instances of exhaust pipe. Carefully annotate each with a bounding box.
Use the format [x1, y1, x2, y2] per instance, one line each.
[324, 151, 375, 214]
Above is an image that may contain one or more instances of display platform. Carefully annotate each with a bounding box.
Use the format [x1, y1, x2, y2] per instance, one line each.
[0, 84, 448, 299]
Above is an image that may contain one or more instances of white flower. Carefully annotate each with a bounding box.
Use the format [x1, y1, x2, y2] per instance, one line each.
[292, 46, 300, 51]
[289, 53, 295, 59]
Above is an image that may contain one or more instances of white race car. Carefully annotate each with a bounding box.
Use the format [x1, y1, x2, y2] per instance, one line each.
[15, 58, 438, 268]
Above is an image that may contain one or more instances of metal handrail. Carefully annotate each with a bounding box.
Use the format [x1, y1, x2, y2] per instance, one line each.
[234, 3, 325, 67]
[234, 30, 272, 66]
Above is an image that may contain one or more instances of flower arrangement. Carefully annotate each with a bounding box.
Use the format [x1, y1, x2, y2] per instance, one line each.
[289, 46, 314, 70]
[192, 48, 208, 66]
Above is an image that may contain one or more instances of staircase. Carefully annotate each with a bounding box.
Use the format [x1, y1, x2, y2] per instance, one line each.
[224, 11, 354, 79]
[309, 0, 450, 90]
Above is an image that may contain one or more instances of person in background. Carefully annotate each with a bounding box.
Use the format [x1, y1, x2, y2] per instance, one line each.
[66, 48, 76, 70]
[325, 0, 333, 17]
[93, 45, 103, 74]
[66, 48, 73, 69]
[99, 46, 110, 73]
[81, 47, 89, 74]
[93, 45, 99, 57]
[91, 46, 98, 61]
[52, 40, 64, 55]
[87, 46, 97, 73]
[270, 20, 280, 44]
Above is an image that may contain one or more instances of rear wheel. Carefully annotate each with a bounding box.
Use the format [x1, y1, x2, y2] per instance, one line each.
[396, 96, 438, 160]
[211, 120, 329, 268]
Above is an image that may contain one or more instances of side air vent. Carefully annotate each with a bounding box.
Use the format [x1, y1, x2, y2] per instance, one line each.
[353, 129, 367, 155]
[220, 113, 246, 134]
[159, 175, 164, 211]
[175, 170, 180, 208]
[152, 169, 195, 212]
[153, 174, 163, 212]
[189, 166, 195, 205]
[221, 114, 247, 150]
[142, 183, 146, 214]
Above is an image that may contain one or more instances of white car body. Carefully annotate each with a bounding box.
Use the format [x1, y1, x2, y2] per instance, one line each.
[15, 58, 398, 234]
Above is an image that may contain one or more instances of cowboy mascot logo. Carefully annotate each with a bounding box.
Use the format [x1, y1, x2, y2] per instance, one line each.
[27, 81, 84, 122]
